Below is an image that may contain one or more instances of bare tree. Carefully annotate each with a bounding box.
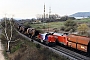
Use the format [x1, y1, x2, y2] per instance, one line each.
[4, 14, 13, 52]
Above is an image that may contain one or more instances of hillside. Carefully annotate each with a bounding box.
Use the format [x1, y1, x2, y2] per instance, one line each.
[70, 12, 90, 17]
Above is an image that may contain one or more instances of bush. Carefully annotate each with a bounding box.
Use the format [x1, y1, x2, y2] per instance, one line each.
[64, 20, 77, 27]
[42, 26, 45, 29]
[60, 26, 65, 31]
[64, 20, 77, 32]
[53, 28, 59, 32]
[65, 27, 71, 32]
[77, 23, 89, 35]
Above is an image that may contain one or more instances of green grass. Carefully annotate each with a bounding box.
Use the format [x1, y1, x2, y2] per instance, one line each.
[24, 18, 90, 33]
[30, 22, 64, 29]
[75, 18, 90, 23]
[47, 22, 64, 28]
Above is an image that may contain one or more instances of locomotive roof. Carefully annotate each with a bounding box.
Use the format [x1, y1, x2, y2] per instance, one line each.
[53, 33, 63, 36]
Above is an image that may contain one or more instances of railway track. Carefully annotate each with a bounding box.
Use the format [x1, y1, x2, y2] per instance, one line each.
[52, 46, 90, 60]
[17, 30, 90, 60]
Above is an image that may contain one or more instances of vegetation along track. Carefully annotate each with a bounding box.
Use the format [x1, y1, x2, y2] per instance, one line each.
[52, 46, 90, 60]
[17, 30, 90, 60]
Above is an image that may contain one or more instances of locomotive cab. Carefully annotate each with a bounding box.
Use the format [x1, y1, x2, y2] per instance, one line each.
[47, 33, 56, 46]
[37, 32, 56, 46]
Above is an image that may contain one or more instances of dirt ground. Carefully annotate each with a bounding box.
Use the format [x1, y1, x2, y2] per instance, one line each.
[0, 29, 5, 60]
[0, 40, 5, 60]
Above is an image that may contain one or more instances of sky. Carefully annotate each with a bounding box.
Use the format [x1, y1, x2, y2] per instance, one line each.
[0, 0, 90, 19]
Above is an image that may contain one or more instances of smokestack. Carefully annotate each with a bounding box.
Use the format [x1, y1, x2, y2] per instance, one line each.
[43, 3, 45, 22]
[49, 7, 51, 19]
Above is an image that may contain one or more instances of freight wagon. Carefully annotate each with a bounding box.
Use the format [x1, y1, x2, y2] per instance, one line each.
[67, 34, 90, 54]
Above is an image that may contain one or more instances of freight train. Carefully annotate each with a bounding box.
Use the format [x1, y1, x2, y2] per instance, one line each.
[17, 25, 90, 55]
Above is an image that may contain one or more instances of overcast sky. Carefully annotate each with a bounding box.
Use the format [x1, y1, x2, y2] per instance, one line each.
[0, 0, 90, 19]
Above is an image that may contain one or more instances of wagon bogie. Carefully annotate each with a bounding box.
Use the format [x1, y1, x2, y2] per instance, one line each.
[48, 42, 56, 47]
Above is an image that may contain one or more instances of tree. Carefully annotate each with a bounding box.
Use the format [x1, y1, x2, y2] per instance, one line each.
[60, 16, 68, 21]
[77, 23, 89, 35]
[1, 16, 14, 52]
[64, 20, 77, 32]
